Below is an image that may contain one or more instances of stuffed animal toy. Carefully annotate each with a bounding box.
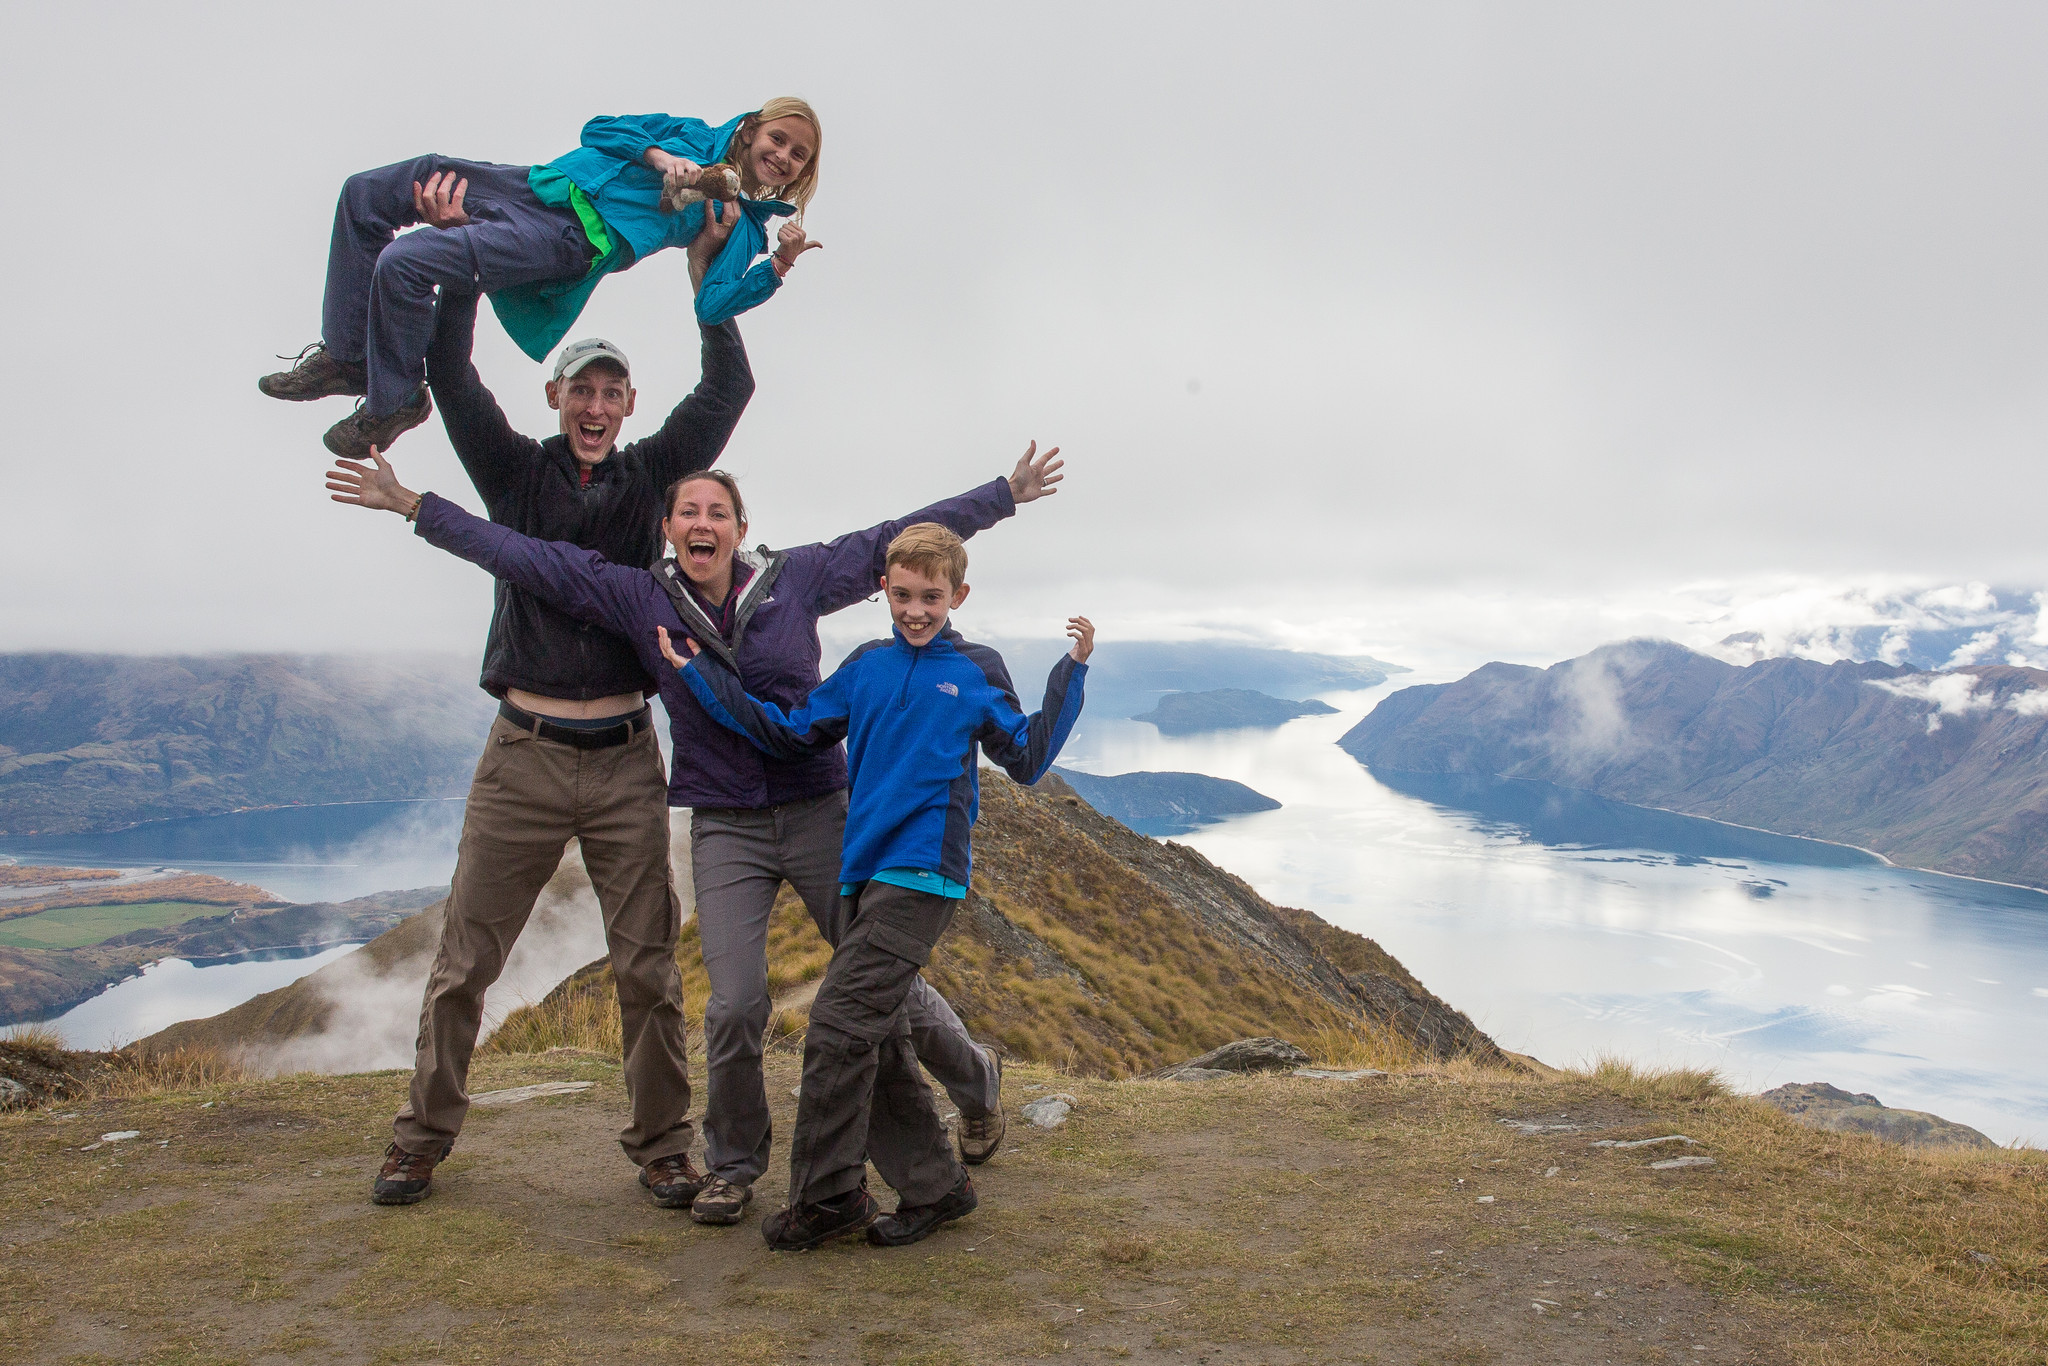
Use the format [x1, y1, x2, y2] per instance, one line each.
[659, 163, 743, 214]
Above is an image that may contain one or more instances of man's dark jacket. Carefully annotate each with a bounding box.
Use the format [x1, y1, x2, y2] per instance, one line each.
[425, 289, 753, 700]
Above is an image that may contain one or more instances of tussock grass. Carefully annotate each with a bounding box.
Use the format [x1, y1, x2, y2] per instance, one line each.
[1570, 1053, 1731, 1108]
[110, 1044, 253, 1097]
[1, 1021, 68, 1051]
[1300, 1021, 1421, 1072]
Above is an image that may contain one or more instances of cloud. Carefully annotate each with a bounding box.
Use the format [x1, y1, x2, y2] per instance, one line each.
[1868, 674, 1993, 732]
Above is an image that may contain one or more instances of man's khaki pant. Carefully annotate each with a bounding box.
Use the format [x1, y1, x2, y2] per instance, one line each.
[393, 715, 693, 1166]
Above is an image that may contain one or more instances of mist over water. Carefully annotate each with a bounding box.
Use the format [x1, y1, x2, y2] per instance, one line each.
[1056, 684, 2048, 1147]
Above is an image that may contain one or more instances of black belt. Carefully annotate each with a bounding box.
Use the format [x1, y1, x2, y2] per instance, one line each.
[498, 700, 652, 750]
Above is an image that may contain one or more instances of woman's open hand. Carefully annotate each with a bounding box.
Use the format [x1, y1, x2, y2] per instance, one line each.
[1008, 441, 1065, 504]
[326, 447, 419, 518]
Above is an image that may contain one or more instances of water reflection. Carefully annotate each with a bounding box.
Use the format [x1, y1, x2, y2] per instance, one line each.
[1057, 689, 2048, 1146]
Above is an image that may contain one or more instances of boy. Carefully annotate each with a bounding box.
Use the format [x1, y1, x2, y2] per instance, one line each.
[665, 523, 1093, 1249]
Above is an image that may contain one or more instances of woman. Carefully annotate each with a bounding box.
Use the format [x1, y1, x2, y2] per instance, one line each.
[328, 441, 1066, 1225]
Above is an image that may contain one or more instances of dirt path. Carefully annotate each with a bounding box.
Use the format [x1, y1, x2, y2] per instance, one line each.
[0, 1051, 1867, 1365]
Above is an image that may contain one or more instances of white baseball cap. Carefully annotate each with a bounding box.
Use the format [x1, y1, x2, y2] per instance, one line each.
[552, 337, 632, 382]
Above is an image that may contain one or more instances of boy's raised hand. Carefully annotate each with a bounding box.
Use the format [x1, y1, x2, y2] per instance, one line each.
[412, 172, 470, 228]
[1066, 616, 1096, 664]
[1008, 441, 1065, 504]
[326, 447, 420, 517]
[656, 626, 701, 671]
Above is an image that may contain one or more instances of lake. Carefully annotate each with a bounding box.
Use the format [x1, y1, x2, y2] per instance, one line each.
[1059, 683, 2048, 1146]
[9, 687, 2047, 1145]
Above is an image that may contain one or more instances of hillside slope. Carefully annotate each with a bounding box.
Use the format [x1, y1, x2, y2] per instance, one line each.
[149, 774, 1510, 1077]
[0, 652, 494, 835]
[1341, 639, 2048, 888]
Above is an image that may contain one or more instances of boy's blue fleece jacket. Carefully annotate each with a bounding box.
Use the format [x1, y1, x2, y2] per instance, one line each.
[682, 629, 1087, 888]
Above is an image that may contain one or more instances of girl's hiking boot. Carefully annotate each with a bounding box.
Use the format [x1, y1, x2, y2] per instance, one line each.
[867, 1174, 978, 1247]
[639, 1152, 710, 1209]
[690, 1175, 754, 1225]
[371, 1140, 452, 1206]
[761, 1188, 880, 1251]
[957, 1044, 1006, 1165]
[323, 385, 434, 459]
[258, 344, 368, 401]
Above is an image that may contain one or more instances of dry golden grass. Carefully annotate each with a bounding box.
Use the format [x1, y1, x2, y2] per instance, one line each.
[0, 1021, 68, 1051]
[107, 1044, 254, 1097]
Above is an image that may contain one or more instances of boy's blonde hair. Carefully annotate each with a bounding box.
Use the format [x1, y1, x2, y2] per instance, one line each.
[886, 524, 968, 591]
[725, 96, 822, 214]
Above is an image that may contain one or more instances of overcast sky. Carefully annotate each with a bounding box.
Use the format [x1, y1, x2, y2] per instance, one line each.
[5, 2, 2046, 676]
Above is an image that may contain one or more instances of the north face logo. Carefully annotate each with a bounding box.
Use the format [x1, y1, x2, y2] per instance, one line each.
[936, 682, 959, 697]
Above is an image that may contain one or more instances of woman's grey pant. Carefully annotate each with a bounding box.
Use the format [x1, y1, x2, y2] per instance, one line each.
[689, 791, 999, 1188]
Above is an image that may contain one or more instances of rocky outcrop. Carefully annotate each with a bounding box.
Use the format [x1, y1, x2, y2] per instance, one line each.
[1758, 1082, 1995, 1150]
[1148, 1036, 1310, 1079]
[1340, 638, 2048, 889]
[1131, 689, 1338, 736]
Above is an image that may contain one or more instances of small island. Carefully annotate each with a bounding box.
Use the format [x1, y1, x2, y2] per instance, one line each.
[1049, 768, 1282, 837]
[1132, 688, 1339, 736]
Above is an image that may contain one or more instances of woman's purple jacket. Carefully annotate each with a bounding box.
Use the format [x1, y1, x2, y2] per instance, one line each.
[411, 479, 1017, 810]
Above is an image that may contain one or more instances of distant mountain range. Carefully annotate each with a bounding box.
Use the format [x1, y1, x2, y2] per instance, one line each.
[1132, 689, 1338, 735]
[0, 654, 495, 836]
[1051, 767, 1281, 836]
[1340, 639, 2048, 889]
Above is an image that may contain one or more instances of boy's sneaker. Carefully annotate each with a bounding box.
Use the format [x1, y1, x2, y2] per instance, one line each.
[690, 1175, 754, 1225]
[762, 1188, 880, 1251]
[323, 385, 433, 459]
[639, 1152, 709, 1209]
[957, 1044, 1006, 1166]
[370, 1140, 452, 1206]
[259, 344, 368, 401]
[867, 1174, 978, 1247]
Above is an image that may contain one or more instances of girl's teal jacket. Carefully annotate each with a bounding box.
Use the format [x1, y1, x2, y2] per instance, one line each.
[488, 112, 796, 359]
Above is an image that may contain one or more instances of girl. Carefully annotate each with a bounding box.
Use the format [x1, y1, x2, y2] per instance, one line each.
[261, 100, 824, 459]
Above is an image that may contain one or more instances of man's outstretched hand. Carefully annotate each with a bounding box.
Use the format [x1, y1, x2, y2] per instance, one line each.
[412, 172, 470, 228]
[326, 448, 420, 518]
[1066, 615, 1096, 664]
[656, 626, 702, 671]
[687, 201, 740, 290]
[1009, 441, 1066, 504]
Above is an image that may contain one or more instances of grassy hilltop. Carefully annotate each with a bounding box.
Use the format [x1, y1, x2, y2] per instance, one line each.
[4, 774, 2045, 1363]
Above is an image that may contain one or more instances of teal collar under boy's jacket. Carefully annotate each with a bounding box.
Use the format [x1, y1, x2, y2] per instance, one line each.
[488, 111, 797, 359]
[680, 627, 1088, 889]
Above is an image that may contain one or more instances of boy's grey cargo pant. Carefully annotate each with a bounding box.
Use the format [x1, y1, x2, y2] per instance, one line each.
[690, 792, 999, 1188]
[786, 880, 969, 1208]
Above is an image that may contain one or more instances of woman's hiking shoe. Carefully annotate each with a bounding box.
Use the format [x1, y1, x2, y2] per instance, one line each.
[370, 1141, 452, 1206]
[957, 1044, 1006, 1165]
[258, 344, 368, 401]
[690, 1175, 754, 1225]
[639, 1152, 710, 1209]
[867, 1175, 978, 1247]
[761, 1188, 880, 1251]
[323, 385, 433, 459]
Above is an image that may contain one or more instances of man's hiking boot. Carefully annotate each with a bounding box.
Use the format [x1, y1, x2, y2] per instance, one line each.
[639, 1152, 710, 1209]
[957, 1043, 1006, 1165]
[371, 1140, 451, 1206]
[258, 344, 368, 401]
[322, 385, 433, 459]
[690, 1175, 754, 1226]
[867, 1174, 978, 1248]
[762, 1188, 880, 1251]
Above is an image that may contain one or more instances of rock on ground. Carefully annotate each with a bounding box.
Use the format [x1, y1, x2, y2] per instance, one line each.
[1149, 1036, 1309, 1080]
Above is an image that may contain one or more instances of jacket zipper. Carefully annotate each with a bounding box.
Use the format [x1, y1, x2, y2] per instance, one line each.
[897, 644, 923, 711]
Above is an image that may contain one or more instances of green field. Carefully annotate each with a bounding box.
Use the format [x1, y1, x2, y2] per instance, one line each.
[0, 902, 226, 950]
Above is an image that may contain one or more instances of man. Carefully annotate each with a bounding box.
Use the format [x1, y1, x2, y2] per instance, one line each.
[367, 197, 750, 1209]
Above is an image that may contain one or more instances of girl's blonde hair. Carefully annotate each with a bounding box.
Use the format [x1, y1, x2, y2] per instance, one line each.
[723, 97, 822, 215]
